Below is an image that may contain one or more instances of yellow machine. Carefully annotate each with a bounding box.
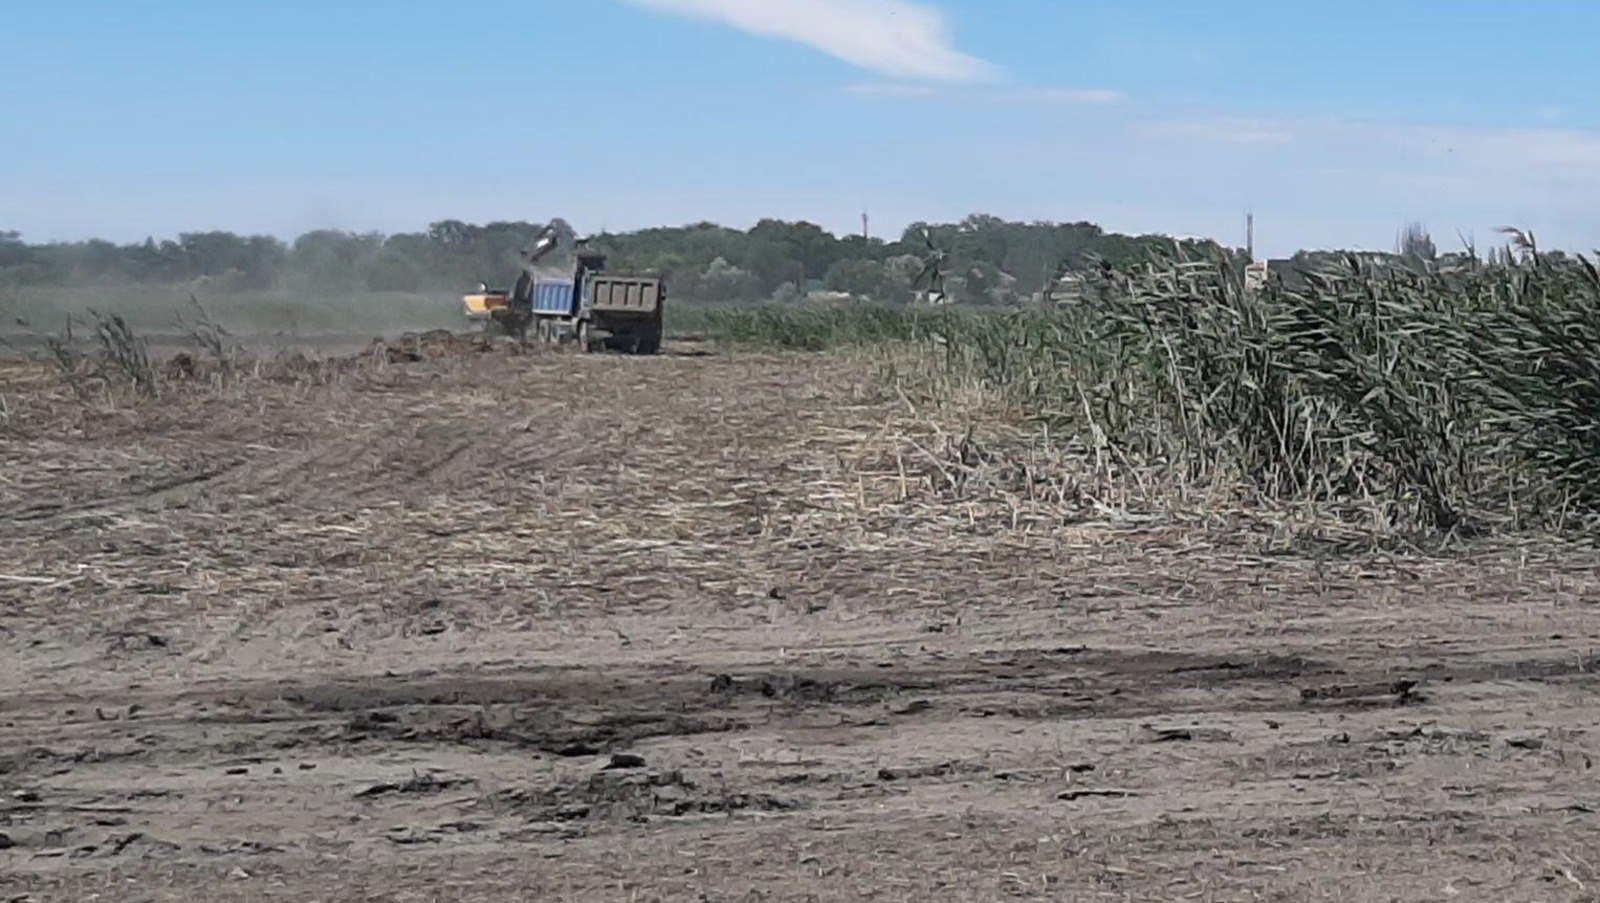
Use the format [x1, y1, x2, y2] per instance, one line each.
[461, 283, 511, 320]
[460, 226, 561, 329]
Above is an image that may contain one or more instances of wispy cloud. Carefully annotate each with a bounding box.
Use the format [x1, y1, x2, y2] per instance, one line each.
[1142, 116, 1296, 146]
[1018, 87, 1126, 106]
[1470, 126, 1600, 173]
[844, 82, 942, 98]
[1108, 110, 1600, 252]
[1145, 111, 1600, 181]
[618, 0, 998, 82]
[844, 83, 1127, 106]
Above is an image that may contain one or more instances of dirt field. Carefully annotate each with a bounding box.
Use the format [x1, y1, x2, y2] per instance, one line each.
[3, 339, 1600, 902]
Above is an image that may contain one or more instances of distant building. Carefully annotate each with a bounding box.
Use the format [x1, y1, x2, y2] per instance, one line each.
[805, 290, 853, 304]
[1246, 258, 1296, 293]
[1043, 271, 1091, 305]
[1245, 260, 1270, 293]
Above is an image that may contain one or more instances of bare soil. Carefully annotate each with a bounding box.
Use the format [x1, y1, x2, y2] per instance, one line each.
[2, 340, 1599, 902]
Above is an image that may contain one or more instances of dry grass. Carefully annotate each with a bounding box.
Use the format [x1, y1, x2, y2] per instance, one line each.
[4, 341, 1600, 903]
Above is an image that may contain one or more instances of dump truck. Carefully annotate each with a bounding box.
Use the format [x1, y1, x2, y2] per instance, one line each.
[461, 225, 666, 354]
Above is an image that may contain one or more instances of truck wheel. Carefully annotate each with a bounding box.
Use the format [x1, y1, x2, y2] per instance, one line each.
[577, 320, 593, 353]
[637, 329, 661, 355]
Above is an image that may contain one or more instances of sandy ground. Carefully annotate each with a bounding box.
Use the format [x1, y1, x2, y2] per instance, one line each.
[2, 340, 1600, 902]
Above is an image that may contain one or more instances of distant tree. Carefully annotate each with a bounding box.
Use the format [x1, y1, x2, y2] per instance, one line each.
[769, 281, 804, 304]
[287, 230, 384, 292]
[427, 220, 475, 248]
[955, 261, 1010, 305]
[880, 253, 925, 303]
[749, 219, 839, 280]
[177, 232, 285, 288]
[0, 230, 26, 268]
[0, 214, 1246, 302]
[824, 258, 900, 302]
[687, 257, 760, 303]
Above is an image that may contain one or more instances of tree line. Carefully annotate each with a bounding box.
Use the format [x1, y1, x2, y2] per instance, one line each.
[0, 216, 1235, 305]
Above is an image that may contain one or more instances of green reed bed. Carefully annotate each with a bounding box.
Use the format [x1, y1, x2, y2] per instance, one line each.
[683, 243, 1600, 534]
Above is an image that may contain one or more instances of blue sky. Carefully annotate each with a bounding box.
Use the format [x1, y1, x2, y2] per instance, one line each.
[4, 0, 1599, 256]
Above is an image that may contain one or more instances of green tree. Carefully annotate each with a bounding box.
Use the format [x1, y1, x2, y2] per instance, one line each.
[287, 230, 384, 292]
[0, 230, 28, 268]
[824, 258, 899, 301]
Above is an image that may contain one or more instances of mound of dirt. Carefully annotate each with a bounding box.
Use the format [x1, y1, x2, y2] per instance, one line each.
[367, 329, 498, 363]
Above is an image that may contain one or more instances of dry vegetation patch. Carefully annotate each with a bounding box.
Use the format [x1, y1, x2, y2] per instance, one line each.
[3, 339, 1600, 902]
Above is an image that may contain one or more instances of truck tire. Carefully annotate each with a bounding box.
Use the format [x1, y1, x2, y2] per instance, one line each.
[577, 320, 593, 353]
[637, 327, 662, 355]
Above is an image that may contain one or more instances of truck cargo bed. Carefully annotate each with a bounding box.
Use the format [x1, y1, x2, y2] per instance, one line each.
[588, 275, 664, 315]
[532, 279, 577, 316]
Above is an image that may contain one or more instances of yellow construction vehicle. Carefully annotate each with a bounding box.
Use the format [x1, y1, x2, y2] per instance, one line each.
[461, 282, 511, 320]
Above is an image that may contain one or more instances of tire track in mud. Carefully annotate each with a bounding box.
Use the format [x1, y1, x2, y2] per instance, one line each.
[1, 423, 498, 530]
[5, 639, 1598, 878]
[1, 458, 249, 524]
[5, 635, 1600, 893]
[9, 644, 1597, 782]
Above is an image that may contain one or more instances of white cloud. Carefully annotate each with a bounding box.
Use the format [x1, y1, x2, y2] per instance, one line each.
[1469, 126, 1600, 173]
[618, 0, 997, 82]
[843, 84, 1127, 106]
[1144, 112, 1600, 182]
[1142, 116, 1296, 146]
[1113, 111, 1600, 253]
[845, 82, 942, 98]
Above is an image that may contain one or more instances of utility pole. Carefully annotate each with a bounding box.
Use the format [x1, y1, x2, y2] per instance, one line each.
[1246, 212, 1255, 262]
[862, 211, 869, 241]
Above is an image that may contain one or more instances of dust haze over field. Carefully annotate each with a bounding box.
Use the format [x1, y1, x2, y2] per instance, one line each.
[0, 287, 468, 358]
